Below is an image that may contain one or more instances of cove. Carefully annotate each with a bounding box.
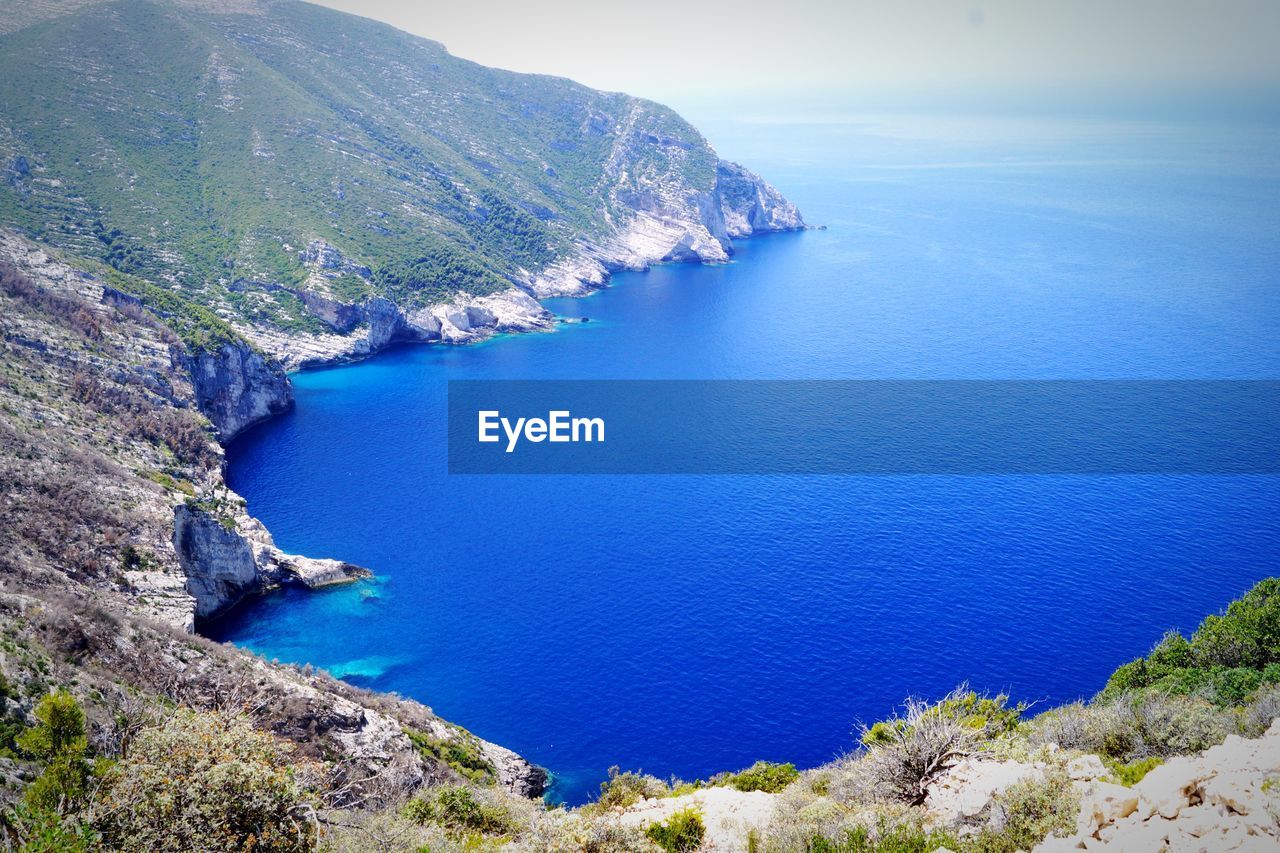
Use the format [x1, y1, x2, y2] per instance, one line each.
[210, 114, 1280, 805]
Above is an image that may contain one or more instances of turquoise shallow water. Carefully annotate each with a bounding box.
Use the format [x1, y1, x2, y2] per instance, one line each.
[211, 114, 1280, 804]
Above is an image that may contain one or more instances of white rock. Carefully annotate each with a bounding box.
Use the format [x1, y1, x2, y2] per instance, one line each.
[925, 758, 1043, 824]
[1069, 755, 1109, 782]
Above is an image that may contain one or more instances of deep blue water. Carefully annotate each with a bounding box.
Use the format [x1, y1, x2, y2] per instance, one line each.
[212, 114, 1280, 805]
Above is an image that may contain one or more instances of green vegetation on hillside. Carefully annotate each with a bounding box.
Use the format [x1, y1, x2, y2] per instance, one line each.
[1, 692, 314, 851]
[0, 0, 725, 334]
[406, 725, 497, 786]
[1101, 577, 1280, 705]
[97, 267, 245, 353]
[645, 806, 705, 852]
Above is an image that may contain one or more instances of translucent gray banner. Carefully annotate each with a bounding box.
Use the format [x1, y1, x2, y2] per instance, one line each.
[447, 380, 1280, 474]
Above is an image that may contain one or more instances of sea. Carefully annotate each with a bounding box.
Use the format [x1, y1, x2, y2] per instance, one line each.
[209, 112, 1280, 804]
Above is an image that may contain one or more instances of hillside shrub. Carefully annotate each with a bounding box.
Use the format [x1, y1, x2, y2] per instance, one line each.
[1105, 756, 1163, 786]
[857, 688, 1023, 804]
[1241, 685, 1280, 736]
[1, 804, 98, 852]
[402, 784, 516, 837]
[1, 692, 99, 850]
[1101, 578, 1280, 705]
[91, 709, 315, 852]
[860, 689, 1023, 749]
[644, 806, 704, 853]
[1026, 693, 1232, 761]
[523, 813, 656, 851]
[964, 769, 1078, 853]
[804, 818, 959, 853]
[591, 766, 669, 811]
[1121, 692, 1232, 758]
[17, 691, 93, 814]
[729, 761, 800, 793]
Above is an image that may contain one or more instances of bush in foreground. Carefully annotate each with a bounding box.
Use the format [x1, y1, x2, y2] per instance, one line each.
[729, 761, 800, 793]
[402, 784, 518, 838]
[16, 691, 94, 815]
[1102, 578, 1280, 705]
[590, 766, 670, 811]
[963, 769, 1078, 853]
[644, 806, 704, 852]
[854, 687, 1023, 805]
[91, 709, 315, 852]
[805, 819, 960, 853]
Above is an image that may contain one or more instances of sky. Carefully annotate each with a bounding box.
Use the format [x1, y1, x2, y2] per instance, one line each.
[311, 0, 1280, 114]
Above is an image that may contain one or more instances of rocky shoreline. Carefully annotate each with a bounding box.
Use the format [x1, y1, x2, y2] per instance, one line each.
[231, 157, 806, 374]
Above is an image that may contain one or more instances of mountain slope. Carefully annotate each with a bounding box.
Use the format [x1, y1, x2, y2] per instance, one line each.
[0, 232, 549, 810]
[0, 0, 802, 367]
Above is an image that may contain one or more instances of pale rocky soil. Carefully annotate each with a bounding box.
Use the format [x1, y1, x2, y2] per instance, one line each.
[614, 720, 1280, 852]
[1036, 719, 1280, 852]
[617, 786, 779, 851]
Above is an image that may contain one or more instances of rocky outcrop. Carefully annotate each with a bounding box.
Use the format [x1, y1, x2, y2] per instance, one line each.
[245, 287, 556, 370]
[479, 738, 551, 799]
[182, 342, 293, 441]
[172, 504, 261, 622]
[1036, 721, 1280, 851]
[173, 503, 370, 622]
[296, 288, 362, 334]
[520, 153, 804, 299]
[299, 238, 371, 280]
[716, 160, 806, 238]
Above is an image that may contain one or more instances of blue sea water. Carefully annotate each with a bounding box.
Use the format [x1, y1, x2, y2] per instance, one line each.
[211, 114, 1280, 805]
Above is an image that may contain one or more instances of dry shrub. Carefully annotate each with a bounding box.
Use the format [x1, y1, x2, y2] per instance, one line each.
[1, 259, 107, 342]
[68, 370, 214, 465]
[91, 709, 318, 852]
[1026, 693, 1233, 761]
[586, 766, 669, 813]
[1242, 685, 1280, 737]
[850, 687, 1018, 805]
[523, 812, 659, 852]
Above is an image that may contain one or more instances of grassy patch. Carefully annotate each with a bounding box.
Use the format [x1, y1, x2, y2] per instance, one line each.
[402, 785, 515, 837]
[406, 726, 497, 785]
[1104, 756, 1163, 786]
[729, 761, 800, 793]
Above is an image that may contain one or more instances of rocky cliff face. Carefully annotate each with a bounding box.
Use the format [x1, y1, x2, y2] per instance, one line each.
[182, 342, 293, 441]
[716, 160, 807, 238]
[1, 0, 807, 376]
[521, 143, 807, 299]
[240, 151, 804, 367]
[172, 504, 261, 622]
[173, 503, 371, 622]
[246, 280, 558, 370]
[0, 229, 549, 803]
